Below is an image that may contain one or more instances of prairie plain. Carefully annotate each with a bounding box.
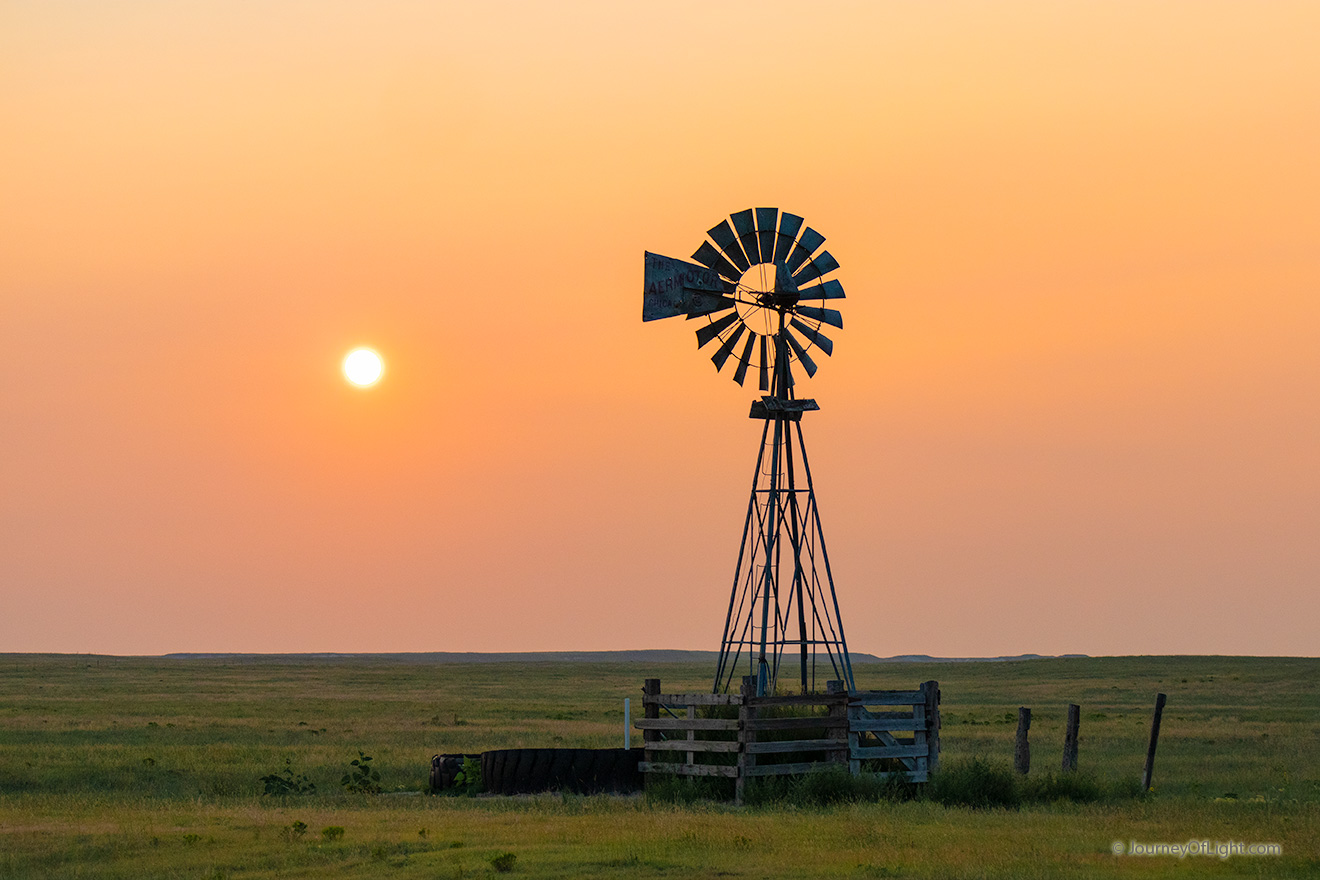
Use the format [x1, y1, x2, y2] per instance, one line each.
[0, 653, 1317, 878]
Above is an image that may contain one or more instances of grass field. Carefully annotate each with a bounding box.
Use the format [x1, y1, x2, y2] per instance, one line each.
[1, 654, 1317, 877]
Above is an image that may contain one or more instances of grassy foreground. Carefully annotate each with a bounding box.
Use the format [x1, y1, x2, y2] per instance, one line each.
[1, 654, 1317, 877]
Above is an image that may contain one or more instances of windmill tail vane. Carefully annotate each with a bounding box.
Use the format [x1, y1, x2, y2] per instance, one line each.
[643, 207, 855, 697]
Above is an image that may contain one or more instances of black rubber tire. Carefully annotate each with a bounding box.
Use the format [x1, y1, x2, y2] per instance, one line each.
[492, 750, 511, 795]
[591, 750, 618, 793]
[480, 752, 494, 793]
[619, 747, 644, 791]
[526, 749, 553, 792]
[548, 749, 575, 791]
[502, 750, 525, 795]
[568, 750, 595, 792]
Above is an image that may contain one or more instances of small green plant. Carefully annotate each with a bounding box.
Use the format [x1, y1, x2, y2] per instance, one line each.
[321, 826, 345, 841]
[490, 851, 517, 873]
[452, 756, 482, 793]
[182, 833, 201, 845]
[340, 751, 382, 794]
[260, 758, 316, 796]
[279, 820, 308, 843]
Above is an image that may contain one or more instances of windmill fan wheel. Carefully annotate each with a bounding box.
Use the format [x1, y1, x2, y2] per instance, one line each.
[642, 207, 844, 391]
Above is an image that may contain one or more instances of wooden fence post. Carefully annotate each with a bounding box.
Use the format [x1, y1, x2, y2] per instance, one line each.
[923, 680, 941, 776]
[1062, 704, 1080, 772]
[642, 679, 659, 779]
[736, 676, 754, 805]
[1014, 707, 1031, 775]
[1142, 693, 1167, 792]
[825, 680, 848, 771]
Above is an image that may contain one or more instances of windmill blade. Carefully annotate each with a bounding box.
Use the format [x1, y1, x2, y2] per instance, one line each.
[784, 226, 826, 274]
[695, 310, 741, 348]
[796, 279, 845, 300]
[785, 328, 819, 378]
[732, 332, 756, 386]
[796, 305, 843, 329]
[692, 241, 744, 283]
[791, 317, 834, 356]
[707, 220, 751, 273]
[758, 334, 770, 391]
[711, 323, 746, 371]
[755, 207, 778, 265]
[773, 212, 804, 263]
[731, 209, 760, 264]
[791, 250, 840, 286]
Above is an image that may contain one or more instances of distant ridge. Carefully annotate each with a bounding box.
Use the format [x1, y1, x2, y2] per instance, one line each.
[162, 650, 1090, 663]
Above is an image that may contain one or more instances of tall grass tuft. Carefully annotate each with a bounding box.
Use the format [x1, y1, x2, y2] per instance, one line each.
[927, 757, 1022, 809]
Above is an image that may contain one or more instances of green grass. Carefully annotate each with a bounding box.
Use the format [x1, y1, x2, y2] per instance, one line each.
[1, 653, 1318, 877]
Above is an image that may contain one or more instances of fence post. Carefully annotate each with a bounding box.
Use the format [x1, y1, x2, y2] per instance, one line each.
[1014, 707, 1031, 775]
[923, 680, 941, 777]
[736, 675, 754, 806]
[1062, 704, 1080, 772]
[642, 679, 659, 779]
[826, 680, 848, 771]
[624, 697, 631, 750]
[1142, 693, 1167, 792]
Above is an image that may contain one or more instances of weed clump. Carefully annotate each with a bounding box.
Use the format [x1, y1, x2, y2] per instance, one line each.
[340, 751, 381, 794]
[1024, 770, 1103, 804]
[927, 758, 1021, 809]
[259, 758, 316, 796]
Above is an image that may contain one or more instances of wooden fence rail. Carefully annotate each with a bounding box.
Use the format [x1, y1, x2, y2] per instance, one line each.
[638, 679, 940, 804]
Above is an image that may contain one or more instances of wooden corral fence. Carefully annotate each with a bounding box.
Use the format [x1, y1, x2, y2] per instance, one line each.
[636, 679, 940, 804]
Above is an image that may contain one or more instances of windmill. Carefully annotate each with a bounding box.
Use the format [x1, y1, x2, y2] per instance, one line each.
[643, 208, 855, 697]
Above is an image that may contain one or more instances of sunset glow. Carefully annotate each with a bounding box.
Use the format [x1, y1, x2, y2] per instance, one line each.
[2, 2, 1318, 657]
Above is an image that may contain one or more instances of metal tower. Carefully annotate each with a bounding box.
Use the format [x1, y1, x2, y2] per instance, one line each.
[643, 208, 856, 697]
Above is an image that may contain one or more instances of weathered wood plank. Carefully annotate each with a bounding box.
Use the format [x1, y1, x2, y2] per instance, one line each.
[639, 762, 739, 778]
[847, 709, 916, 722]
[744, 761, 835, 777]
[641, 739, 739, 753]
[849, 744, 929, 760]
[645, 693, 742, 707]
[746, 694, 845, 707]
[848, 719, 925, 732]
[848, 691, 924, 705]
[745, 716, 847, 732]
[634, 717, 739, 731]
[745, 738, 840, 755]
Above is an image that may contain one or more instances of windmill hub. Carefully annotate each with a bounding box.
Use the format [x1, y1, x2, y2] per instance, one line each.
[642, 208, 855, 697]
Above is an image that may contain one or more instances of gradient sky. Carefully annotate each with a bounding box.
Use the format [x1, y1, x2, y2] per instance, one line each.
[3, 2, 1317, 656]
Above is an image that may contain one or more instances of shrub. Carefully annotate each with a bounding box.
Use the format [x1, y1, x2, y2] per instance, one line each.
[340, 752, 381, 794]
[490, 852, 517, 873]
[279, 821, 308, 843]
[452, 756, 482, 794]
[259, 758, 316, 796]
[321, 826, 345, 842]
[927, 758, 1021, 809]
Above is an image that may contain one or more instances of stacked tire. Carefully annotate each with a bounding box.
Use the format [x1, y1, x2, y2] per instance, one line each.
[478, 748, 643, 795]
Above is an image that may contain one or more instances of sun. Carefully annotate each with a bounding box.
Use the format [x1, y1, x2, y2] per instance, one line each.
[342, 348, 384, 387]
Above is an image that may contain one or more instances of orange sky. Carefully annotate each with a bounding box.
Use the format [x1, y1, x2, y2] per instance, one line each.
[2, 2, 1317, 656]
